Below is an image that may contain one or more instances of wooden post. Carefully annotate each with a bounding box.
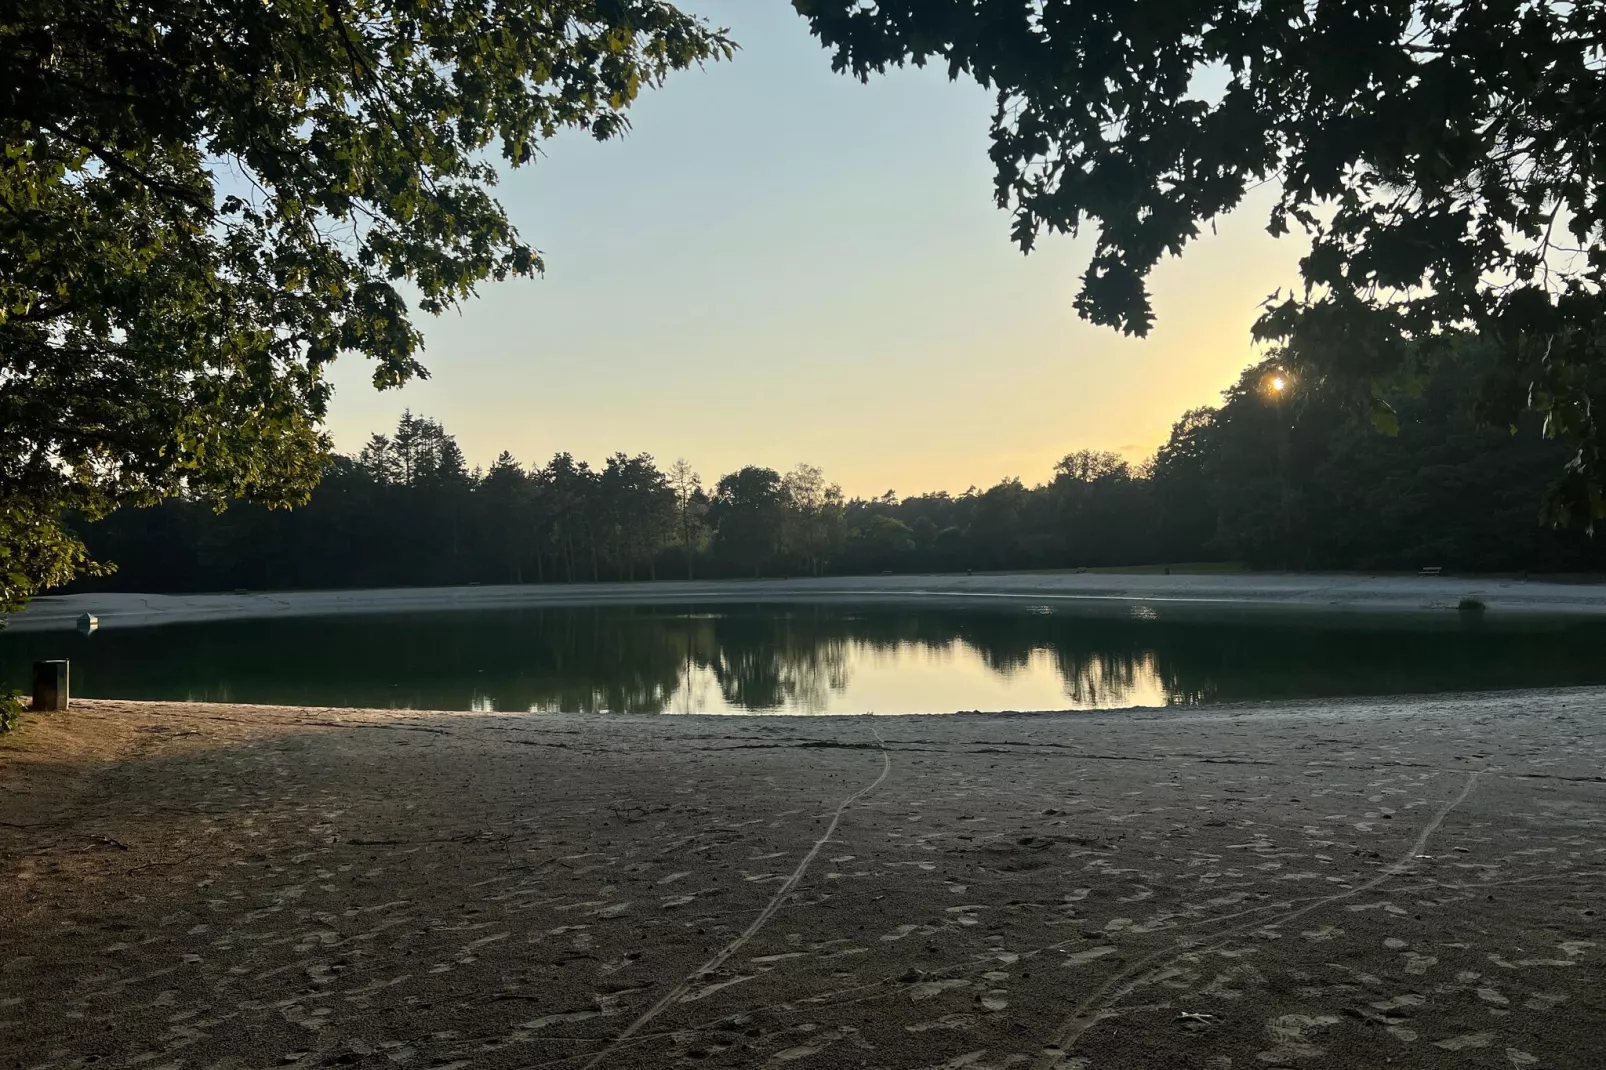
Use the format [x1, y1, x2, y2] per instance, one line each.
[32, 660, 69, 712]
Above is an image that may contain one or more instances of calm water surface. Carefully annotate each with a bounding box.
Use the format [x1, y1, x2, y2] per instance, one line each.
[4, 602, 1606, 714]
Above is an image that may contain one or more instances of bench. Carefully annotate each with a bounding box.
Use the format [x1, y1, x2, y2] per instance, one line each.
[1419, 566, 1443, 576]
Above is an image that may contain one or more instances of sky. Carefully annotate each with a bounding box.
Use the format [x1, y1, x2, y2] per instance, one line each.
[323, 1, 1306, 499]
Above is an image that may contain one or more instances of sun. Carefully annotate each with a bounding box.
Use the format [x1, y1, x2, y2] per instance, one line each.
[1270, 375, 1287, 393]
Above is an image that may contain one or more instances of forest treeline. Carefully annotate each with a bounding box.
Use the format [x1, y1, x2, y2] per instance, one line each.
[65, 344, 1606, 594]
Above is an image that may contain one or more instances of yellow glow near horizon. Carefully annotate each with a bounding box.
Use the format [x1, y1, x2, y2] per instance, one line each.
[322, 2, 1308, 498]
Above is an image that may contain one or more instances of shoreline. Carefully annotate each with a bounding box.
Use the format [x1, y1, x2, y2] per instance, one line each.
[9, 570, 1606, 631]
[18, 681, 1606, 720]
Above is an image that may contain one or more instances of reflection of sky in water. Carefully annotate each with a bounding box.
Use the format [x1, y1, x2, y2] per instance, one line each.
[11, 603, 1606, 715]
[519, 640, 1169, 716]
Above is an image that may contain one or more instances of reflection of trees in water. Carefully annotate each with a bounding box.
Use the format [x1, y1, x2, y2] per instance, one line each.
[1052, 647, 1156, 707]
[854, 610, 1156, 706]
[554, 612, 720, 713]
[442, 608, 858, 713]
[17, 602, 1606, 712]
[0, 605, 1234, 711]
[690, 607, 1165, 710]
[699, 613, 851, 711]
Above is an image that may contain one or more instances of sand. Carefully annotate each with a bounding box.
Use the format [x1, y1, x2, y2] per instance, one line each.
[3, 691, 1604, 1068]
[10, 571, 1606, 632]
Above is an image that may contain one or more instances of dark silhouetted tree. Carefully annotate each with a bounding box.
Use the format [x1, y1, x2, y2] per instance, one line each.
[667, 458, 707, 580]
[0, 0, 731, 613]
[794, 0, 1606, 518]
[709, 467, 787, 578]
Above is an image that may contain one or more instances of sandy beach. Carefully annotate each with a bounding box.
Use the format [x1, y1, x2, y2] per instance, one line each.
[10, 572, 1606, 632]
[2, 691, 1603, 1068]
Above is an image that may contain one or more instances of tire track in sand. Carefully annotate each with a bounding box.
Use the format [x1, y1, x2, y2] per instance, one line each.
[579, 724, 892, 1069]
[1031, 768, 1485, 1069]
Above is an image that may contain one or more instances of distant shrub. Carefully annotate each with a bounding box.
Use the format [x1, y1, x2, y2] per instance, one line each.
[1458, 596, 1488, 613]
[0, 691, 21, 733]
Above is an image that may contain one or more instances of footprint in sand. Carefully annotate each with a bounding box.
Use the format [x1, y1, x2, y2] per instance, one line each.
[766, 1025, 861, 1065]
[1371, 994, 1425, 1013]
[1489, 952, 1577, 970]
[1434, 1032, 1495, 1051]
[1403, 952, 1437, 975]
[1061, 946, 1118, 966]
[1362, 992, 1423, 1038]
[1044, 1056, 1092, 1070]
[908, 978, 970, 1001]
[915, 1050, 1030, 1069]
[523, 1009, 600, 1030]
[750, 952, 810, 964]
[1258, 1014, 1341, 1062]
[905, 1013, 976, 1033]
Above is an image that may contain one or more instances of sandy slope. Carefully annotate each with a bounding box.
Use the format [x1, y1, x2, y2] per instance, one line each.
[9, 572, 1606, 632]
[3, 691, 1604, 1068]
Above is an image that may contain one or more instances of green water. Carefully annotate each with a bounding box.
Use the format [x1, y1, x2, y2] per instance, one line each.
[4, 602, 1605, 714]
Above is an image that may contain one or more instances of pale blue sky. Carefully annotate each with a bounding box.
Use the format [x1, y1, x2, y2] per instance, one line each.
[325, 1, 1304, 497]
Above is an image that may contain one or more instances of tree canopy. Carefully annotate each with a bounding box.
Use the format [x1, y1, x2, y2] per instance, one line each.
[793, 0, 1606, 516]
[9, 0, 1606, 613]
[0, 0, 730, 611]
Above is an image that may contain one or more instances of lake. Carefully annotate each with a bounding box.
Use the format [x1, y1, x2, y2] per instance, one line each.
[4, 601, 1606, 713]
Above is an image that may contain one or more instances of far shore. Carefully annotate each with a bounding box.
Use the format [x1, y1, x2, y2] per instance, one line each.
[7, 570, 1606, 631]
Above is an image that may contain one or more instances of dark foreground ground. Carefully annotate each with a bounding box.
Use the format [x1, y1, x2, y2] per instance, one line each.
[2, 693, 1603, 1069]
